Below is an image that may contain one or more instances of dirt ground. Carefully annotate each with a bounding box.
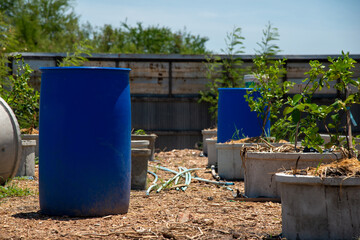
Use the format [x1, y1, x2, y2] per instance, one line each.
[0, 149, 282, 240]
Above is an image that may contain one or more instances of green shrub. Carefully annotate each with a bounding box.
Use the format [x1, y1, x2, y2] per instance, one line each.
[0, 56, 39, 132]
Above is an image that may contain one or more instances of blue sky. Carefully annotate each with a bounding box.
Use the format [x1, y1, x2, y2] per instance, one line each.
[74, 0, 360, 55]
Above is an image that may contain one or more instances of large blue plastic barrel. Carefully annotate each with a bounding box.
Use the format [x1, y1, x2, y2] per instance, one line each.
[217, 88, 270, 143]
[39, 67, 131, 217]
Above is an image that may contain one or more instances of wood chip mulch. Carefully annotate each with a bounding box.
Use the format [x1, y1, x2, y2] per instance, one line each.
[0, 149, 283, 239]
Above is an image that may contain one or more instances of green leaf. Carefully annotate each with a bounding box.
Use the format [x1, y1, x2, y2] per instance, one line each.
[292, 94, 302, 104]
[291, 109, 301, 123]
[283, 106, 294, 115]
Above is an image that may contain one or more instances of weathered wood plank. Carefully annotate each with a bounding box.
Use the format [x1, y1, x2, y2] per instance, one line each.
[118, 61, 169, 94]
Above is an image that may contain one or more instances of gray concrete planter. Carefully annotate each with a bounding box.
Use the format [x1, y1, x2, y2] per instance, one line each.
[21, 134, 39, 157]
[0, 97, 22, 185]
[244, 152, 342, 198]
[276, 173, 360, 240]
[131, 140, 150, 149]
[216, 142, 246, 180]
[205, 138, 217, 167]
[131, 134, 157, 161]
[16, 140, 36, 177]
[131, 148, 151, 190]
[201, 128, 217, 156]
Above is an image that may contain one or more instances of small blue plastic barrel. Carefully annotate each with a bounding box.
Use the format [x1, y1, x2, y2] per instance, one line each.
[217, 88, 270, 143]
[39, 67, 131, 217]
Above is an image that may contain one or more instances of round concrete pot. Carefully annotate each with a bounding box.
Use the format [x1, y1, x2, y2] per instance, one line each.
[216, 142, 283, 181]
[244, 151, 343, 198]
[0, 97, 22, 185]
[131, 140, 150, 149]
[276, 172, 360, 240]
[131, 148, 151, 190]
[21, 134, 39, 158]
[201, 128, 217, 156]
[216, 142, 246, 180]
[131, 134, 157, 161]
[16, 140, 36, 177]
[205, 138, 217, 168]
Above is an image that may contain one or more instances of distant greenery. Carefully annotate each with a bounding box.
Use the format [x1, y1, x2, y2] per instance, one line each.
[90, 22, 209, 54]
[0, 0, 209, 54]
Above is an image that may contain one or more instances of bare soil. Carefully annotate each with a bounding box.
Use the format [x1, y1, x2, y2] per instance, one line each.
[0, 149, 282, 240]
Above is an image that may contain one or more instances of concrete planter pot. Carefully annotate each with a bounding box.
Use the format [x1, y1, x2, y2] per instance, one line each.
[131, 140, 150, 149]
[276, 173, 360, 240]
[205, 138, 217, 167]
[201, 128, 217, 156]
[216, 142, 246, 180]
[215, 142, 281, 181]
[0, 97, 22, 185]
[244, 151, 342, 198]
[131, 148, 151, 190]
[16, 140, 36, 177]
[21, 134, 39, 158]
[131, 134, 157, 161]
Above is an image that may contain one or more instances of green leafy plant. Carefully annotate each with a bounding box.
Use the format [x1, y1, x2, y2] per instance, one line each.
[283, 59, 334, 152]
[199, 27, 246, 120]
[324, 52, 360, 157]
[133, 129, 147, 135]
[0, 55, 39, 133]
[245, 23, 294, 138]
[0, 182, 32, 199]
[58, 40, 93, 67]
[283, 52, 360, 156]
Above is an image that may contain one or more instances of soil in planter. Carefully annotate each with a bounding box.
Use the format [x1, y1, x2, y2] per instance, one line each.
[204, 127, 217, 131]
[243, 143, 304, 153]
[20, 128, 39, 134]
[297, 157, 360, 178]
[227, 137, 288, 144]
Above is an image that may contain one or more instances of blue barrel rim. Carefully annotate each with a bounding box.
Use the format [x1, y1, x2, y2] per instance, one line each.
[40, 66, 131, 71]
[218, 87, 253, 91]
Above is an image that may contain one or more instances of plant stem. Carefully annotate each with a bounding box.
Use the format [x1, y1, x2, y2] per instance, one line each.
[345, 86, 354, 158]
[261, 104, 271, 137]
[294, 121, 300, 151]
[346, 109, 353, 157]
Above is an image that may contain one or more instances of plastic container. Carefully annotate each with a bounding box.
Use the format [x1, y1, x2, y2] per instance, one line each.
[0, 97, 22, 185]
[217, 88, 270, 143]
[39, 67, 131, 216]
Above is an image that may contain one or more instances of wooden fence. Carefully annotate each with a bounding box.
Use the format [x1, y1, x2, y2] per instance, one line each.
[9, 53, 360, 150]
